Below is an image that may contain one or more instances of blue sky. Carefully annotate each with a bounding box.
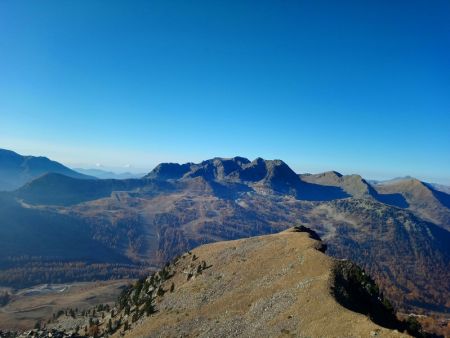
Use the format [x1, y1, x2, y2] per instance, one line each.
[1, 1, 449, 183]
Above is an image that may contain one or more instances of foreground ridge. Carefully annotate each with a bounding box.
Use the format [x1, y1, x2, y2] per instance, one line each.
[11, 227, 435, 338]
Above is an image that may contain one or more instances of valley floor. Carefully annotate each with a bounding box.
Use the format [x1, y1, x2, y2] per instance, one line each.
[0, 280, 130, 331]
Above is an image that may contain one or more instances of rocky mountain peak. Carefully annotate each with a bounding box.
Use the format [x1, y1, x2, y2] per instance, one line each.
[145, 162, 193, 180]
[146, 157, 302, 194]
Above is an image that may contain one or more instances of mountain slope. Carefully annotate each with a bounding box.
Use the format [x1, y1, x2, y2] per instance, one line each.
[300, 171, 376, 198]
[0, 192, 143, 288]
[301, 171, 450, 226]
[117, 228, 410, 338]
[374, 178, 450, 230]
[16, 228, 420, 337]
[0, 149, 93, 191]
[315, 198, 450, 313]
[0, 193, 109, 261]
[300, 171, 384, 198]
[300, 171, 413, 209]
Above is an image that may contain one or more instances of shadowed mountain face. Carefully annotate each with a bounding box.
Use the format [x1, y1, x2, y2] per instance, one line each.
[430, 186, 450, 209]
[0, 192, 145, 288]
[429, 183, 450, 195]
[14, 173, 171, 206]
[0, 149, 93, 191]
[1, 156, 449, 319]
[0, 193, 129, 264]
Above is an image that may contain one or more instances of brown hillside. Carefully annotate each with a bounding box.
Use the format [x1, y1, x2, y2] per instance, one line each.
[121, 228, 409, 338]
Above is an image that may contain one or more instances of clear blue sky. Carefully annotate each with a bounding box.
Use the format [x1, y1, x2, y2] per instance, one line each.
[1, 1, 449, 183]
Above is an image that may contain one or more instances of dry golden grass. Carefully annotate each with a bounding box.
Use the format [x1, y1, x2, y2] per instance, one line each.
[123, 229, 410, 338]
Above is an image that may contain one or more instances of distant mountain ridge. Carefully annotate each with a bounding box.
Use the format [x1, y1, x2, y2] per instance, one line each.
[18, 156, 450, 230]
[74, 168, 146, 179]
[0, 148, 94, 191]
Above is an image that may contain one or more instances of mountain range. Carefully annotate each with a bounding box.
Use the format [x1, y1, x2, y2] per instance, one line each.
[0, 151, 449, 327]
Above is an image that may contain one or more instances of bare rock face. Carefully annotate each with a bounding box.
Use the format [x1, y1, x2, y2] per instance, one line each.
[145, 156, 303, 194]
[144, 162, 193, 180]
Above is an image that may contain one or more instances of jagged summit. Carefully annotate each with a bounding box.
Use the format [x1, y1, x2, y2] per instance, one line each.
[145, 162, 193, 180]
[145, 157, 302, 194]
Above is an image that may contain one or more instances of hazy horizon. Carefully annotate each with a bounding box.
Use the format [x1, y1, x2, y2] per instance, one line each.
[1, 1, 449, 185]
